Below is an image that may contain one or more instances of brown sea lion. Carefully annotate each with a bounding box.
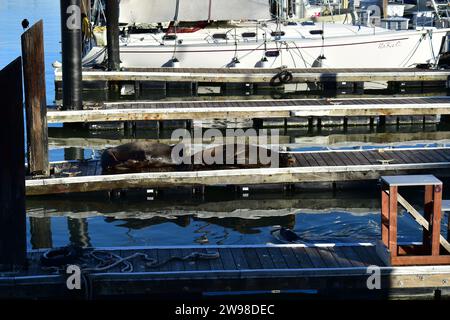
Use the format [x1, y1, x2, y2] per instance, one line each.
[101, 142, 297, 174]
[101, 142, 182, 174]
[183, 143, 297, 170]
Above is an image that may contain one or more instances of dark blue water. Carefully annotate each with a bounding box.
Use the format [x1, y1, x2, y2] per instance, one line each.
[1, 1, 448, 250]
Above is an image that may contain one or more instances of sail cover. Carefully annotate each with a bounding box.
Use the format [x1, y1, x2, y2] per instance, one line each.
[119, 0, 271, 24]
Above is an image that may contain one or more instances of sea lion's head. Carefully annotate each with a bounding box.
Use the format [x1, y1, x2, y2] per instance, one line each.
[101, 148, 120, 172]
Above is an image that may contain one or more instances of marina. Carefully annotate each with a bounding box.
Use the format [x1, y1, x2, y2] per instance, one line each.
[2, 0, 450, 302]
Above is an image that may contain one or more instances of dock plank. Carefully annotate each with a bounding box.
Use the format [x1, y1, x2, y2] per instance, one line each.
[291, 247, 315, 268]
[334, 246, 366, 268]
[242, 248, 263, 270]
[316, 247, 341, 268]
[255, 248, 276, 269]
[231, 248, 250, 270]
[218, 248, 237, 270]
[304, 247, 326, 268]
[25, 148, 450, 196]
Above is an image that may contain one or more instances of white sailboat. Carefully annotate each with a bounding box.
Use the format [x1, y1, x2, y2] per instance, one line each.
[83, 0, 450, 69]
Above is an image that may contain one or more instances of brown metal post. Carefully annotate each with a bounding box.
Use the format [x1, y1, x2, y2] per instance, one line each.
[389, 186, 398, 257]
[21, 20, 50, 176]
[0, 58, 27, 269]
[432, 184, 443, 256]
[424, 185, 433, 251]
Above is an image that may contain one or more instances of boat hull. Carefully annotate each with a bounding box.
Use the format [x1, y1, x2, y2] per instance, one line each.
[89, 29, 449, 69]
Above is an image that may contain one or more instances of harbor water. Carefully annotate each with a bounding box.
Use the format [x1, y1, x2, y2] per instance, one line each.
[1, 0, 449, 250]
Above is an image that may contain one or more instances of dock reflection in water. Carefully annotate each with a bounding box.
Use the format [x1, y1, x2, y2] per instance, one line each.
[27, 188, 449, 250]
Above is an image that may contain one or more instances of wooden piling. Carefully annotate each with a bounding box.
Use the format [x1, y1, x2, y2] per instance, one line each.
[60, 0, 83, 110]
[0, 58, 26, 269]
[21, 20, 50, 176]
[105, 0, 120, 71]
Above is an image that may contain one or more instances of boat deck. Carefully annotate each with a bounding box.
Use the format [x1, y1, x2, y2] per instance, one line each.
[2, 244, 450, 299]
[25, 147, 450, 196]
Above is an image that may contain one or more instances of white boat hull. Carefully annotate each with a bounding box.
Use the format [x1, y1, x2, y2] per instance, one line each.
[87, 27, 449, 69]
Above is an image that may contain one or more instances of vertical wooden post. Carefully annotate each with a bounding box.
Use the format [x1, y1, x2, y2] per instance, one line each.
[0, 58, 26, 269]
[105, 0, 120, 71]
[432, 184, 443, 256]
[60, 0, 83, 110]
[424, 185, 433, 251]
[21, 20, 50, 176]
[389, 186, 398, 257]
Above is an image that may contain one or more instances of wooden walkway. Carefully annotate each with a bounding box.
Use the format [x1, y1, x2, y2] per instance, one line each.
[2, 244, 450, 299]
[47, 96, 450, 123]
[26, 147, 450, 196]
[47, 131, 450, 150]
[54, 67, 450, 84]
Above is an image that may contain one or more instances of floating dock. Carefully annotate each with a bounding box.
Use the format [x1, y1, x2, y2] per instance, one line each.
[26, 147, 450, 196]
[47, 96, 450, 124]
[54, 67, 450, 89]
[2, 244, 449, 299]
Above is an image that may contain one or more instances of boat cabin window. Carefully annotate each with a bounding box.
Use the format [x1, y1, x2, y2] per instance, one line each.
[309, 30, 324, 35]
[271, 31, 285, 37]
[163, 35, 177, 41]
[301, 21, 315, 26]
[265, 50, 280, 58]
[212, 33, 228, 40]
[242, 32, 257, 38]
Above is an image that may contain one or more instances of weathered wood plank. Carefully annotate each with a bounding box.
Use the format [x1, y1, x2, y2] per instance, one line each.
[334, 246, 366, 267]
[218, 248, 237, 270]
[304, 247, 326, 268]
[316, 248, 341, 268]
[21, 20, 49, 176]
[242, 248, 262, 269]
[291, 247, 315, 268]
[255, 248, 276, 269]
[232, 248, 251, 270]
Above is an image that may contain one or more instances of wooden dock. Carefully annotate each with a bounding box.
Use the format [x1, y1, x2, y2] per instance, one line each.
[2, 244, 449, 299]
[47, 96, 450, 124]
[26, 147, 450, 196]
[54, 67, 450, 86]
[47, 130, 450, 151]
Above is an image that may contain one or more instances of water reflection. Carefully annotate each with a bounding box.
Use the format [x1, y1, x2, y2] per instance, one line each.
[26, 189, 449, 249]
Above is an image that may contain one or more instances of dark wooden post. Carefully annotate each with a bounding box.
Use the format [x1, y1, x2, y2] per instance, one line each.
[21, 20, 50, 176]
[60, 0, 83, 110]
[0, 58, 27, 269]
[105, 0, 121, 71]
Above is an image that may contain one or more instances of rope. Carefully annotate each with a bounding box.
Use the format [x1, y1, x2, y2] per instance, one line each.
[270, 69, 293, 87]
[40, 247, 220, 299]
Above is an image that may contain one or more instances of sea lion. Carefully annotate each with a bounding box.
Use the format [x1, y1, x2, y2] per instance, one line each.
[184, 143, 297, 170]
[101, 142, 297, 174]
[101, 142, 181, 174]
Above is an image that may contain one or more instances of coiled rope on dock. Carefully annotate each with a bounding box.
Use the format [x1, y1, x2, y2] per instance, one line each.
[40, 246, 220, 299]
